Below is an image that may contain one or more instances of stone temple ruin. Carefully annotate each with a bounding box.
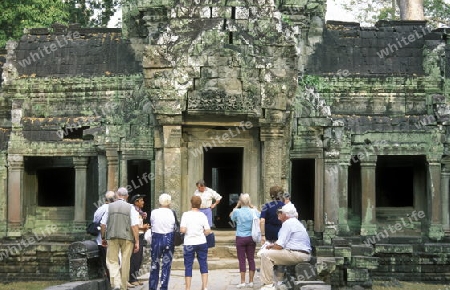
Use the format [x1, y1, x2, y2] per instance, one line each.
[1, 0, 450, 287]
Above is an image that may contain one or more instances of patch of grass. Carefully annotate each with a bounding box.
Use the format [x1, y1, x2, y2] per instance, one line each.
[373, 279, 450, 290]
[0, 281, 64, 290]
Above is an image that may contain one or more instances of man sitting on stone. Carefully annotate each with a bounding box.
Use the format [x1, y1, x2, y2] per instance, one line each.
[259, 203, 311, 290]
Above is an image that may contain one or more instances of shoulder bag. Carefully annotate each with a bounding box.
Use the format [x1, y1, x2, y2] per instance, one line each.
[86, 211, 105, 236]
[206, 232, 215, 248]
[251, 209, 261, 243]
[172, 210, 184, 246]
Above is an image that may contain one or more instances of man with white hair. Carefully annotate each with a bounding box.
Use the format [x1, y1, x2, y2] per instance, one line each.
[149, 193, 176, 290]
[259, 203, 311, 290]
[279, 192, 298, 218]
[100, 187, 140, 290]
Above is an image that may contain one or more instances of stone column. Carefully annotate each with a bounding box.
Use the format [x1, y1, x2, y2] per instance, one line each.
[106, 149, 119, 191]
[7, 154, 23, 236]
[120, 158, 128, 188]
[315, 157, 324, 232]
[162, 125, 183, 212]
[0, 154, 8, 234]
[428, 161, 444, 240]
[323, 158, 339, 243]
[441, 168, 450, 233]
[260, 125, 284, 198]
[338, 161, 350, 234]
[360, 157, 377, 236]
[73, 157, 88, 223]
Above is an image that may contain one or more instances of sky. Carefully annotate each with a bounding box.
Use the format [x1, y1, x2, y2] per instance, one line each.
[108, 0, 449, 27]
[108, 0, 353, 27]
[325, 0, 357, 22]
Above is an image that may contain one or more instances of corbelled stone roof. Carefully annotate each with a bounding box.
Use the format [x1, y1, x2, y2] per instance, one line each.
[14, 24, 142, 77]
[307, 20, 447, 76]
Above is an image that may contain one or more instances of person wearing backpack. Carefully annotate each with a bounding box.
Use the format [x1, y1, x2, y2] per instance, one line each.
[92, 190, 115, 279]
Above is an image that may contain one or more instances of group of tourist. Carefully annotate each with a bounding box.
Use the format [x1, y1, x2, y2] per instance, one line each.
[93, 179, 219, 290]
[92, 181, 311, 290]
[95, 187, 148, 290]
[230, 185, 312, 290]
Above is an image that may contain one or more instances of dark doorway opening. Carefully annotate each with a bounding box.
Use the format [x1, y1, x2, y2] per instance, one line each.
[348, 156, 362, 232]
[291, 159, 315, 221]
[37, 167, 75, 206]
[127, 159, 151, 223]
[376, 155, 425, 207]
[203, 147, 243, 228]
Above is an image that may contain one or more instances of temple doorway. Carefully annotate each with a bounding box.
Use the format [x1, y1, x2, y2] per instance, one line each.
[203, 147, 243, 228]
[127, 159, 152, 222]
[291, 159, 315, 221]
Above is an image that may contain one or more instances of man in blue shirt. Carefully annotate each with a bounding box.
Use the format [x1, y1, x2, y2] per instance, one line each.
[259, 203, 311, 290]
[260, 186, 285, 245]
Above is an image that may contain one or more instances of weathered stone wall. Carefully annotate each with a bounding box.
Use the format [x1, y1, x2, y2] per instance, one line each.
[0, 236, 70, 281]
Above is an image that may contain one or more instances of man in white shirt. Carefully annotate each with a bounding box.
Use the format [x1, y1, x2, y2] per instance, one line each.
[259, 203, 311, 290]
[100, 187, 140, 290]
[194, 179, 222, 227]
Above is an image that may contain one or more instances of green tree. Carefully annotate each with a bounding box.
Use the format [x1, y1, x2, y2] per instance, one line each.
[341, 0, 449, 27]
[0, 0, 121, 48]
[0, 0, 70, 48]
[65, 0, 121, 27]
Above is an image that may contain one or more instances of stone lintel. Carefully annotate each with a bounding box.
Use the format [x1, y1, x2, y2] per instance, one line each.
[155, 114, 182, 126]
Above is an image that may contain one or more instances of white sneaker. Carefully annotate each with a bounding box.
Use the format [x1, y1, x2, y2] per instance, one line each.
[248, 282, 254, 288]
[260, 284, 276, 290]
[237, 283, 247, 288]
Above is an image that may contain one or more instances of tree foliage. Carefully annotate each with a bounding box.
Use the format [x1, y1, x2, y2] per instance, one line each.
[0, 0, 121, 48]
[342, 0, 449, 27]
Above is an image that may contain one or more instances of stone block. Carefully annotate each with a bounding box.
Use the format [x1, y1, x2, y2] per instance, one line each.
[334, 247, 351, 258]
[295, 262, 317, 281]
[375, 244, 414, 254]
[298, 285, 331, 290]
[347, 268, 369, 282]
[351, 256, 379, 269]
[315, 246, 334, 257]
[331, 237, 351, 247]
[424, 243, 450, 253]
[351, 245, 374, 256]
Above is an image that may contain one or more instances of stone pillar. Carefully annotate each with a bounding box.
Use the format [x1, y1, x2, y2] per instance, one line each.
[323, 158, 339, 243]
[120, 158, 128, 188]
[260, 125, 284, 198]
[162, 125, 183, 212]
[360, 157, 377, 236]
[441, 168, 450, 233]
[7, 154, 23, 236]
[428, 161, 444, 240]
[315, 157, 324, 232]
[0, 154, 8, 236]
[106, 149, 119, 191]
[338, 161, 350, 234]
[73, 157, 88, 223]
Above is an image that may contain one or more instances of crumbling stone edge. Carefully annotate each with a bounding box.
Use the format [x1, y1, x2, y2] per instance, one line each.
[44, 278, 110, 290]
